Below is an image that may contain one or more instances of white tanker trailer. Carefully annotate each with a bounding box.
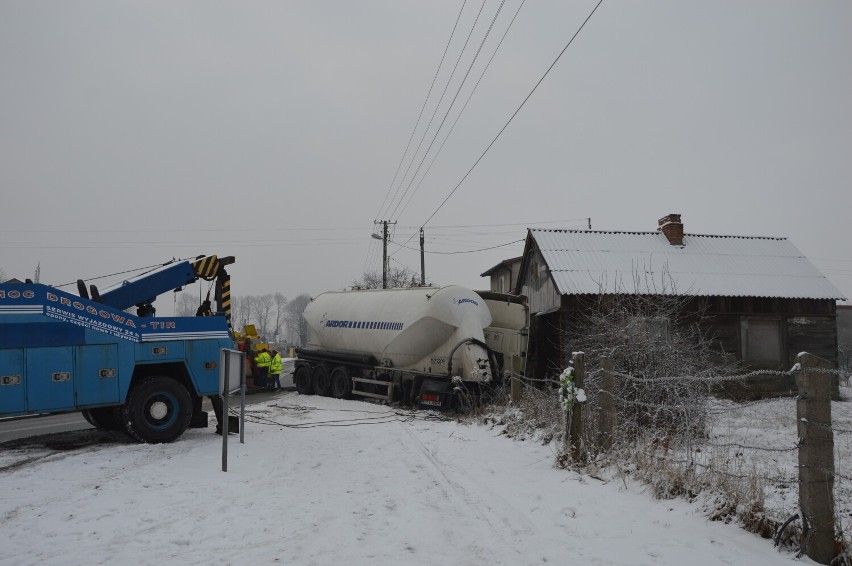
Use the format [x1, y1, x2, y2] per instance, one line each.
[294, 286, 528, 409]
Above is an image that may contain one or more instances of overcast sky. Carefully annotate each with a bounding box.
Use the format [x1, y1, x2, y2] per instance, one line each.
[2, 1, 850, 311]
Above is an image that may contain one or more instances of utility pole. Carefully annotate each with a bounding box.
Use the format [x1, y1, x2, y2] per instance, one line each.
[382, 221, 388, 289]
[419, 228, 425, 286]
[374, 220, 396, 289]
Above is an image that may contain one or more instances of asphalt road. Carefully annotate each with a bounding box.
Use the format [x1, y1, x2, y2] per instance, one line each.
[0, 411, 92, 443]
[0, 372, 295, 444]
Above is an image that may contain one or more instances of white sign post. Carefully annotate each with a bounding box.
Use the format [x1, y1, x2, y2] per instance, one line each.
[220, 348, 246, 472]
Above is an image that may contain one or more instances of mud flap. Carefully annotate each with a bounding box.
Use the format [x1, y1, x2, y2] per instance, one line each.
[417, 378, 451, 410]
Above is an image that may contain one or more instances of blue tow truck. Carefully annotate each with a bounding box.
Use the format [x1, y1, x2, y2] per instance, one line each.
[0, 255, 235, 443]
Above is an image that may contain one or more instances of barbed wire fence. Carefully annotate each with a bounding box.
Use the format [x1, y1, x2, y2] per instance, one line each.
[580, 353, 852, 564]
[507, 351, 851, 564]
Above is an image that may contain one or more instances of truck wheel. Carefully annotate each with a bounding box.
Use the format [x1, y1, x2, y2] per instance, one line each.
[330, 366, 352, 399]
[312, 365, 332, 397]
[294, 364, 314, 395]
[82, 407, 123, 431]
[121, 376, 192, 443]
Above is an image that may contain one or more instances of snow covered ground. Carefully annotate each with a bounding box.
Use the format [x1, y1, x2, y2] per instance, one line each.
[706, 383, 852, 541]
[0, 388, 832, 566]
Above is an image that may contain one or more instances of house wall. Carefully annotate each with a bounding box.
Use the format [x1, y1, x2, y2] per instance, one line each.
[838, 305, 852, 370]
[518, 248, 560, 314]
[529, 294, 839, 398]
[527, 311, 567, 381]
[486, 260, 523, 294]
[699, 297, 837, 368]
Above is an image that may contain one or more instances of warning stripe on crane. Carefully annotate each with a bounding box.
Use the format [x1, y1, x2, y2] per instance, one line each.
[219, 273, 232, 332]
[193, 255, 220, 281]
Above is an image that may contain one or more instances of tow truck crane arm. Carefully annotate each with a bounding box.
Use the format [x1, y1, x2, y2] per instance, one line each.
[81, 255, 235, 328]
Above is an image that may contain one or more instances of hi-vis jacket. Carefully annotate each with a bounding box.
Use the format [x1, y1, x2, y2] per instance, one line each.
[255, 351, 272, 369]
[270, 353, 282, 375]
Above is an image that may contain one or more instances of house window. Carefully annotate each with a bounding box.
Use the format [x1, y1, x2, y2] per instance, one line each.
[498, 275, 506, 293]
[740, 318, 782, 364]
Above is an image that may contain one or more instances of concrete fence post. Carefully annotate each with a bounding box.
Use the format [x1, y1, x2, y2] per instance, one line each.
[795, 352, 836, 565]
[597, 357, 616, 452]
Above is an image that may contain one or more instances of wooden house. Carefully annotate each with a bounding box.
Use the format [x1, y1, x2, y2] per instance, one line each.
[511, 214, 846, 396]
[480, 256, 522, 294]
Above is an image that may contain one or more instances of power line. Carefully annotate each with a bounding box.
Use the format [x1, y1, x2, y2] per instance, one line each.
[375, 218, 588, 234]
[391, 238, 524, 255]
[0, 226, 373, 234]
[380, 0, 489, 221]
[396, 0, 527, 221]
[52, 258, 189, 288]
[0, 218, 590, 237]
[388, 0, 507, 222]
[374, 0, 469, 222]
[419, 0, 605, 229]
[0, 239, 367, 249]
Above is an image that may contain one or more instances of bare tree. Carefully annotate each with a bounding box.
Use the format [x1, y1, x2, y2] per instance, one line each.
[271, 292, 288, 341]
[251, 294, 275, 339]
[175, 291, 197, 317]
[285, 293, 311, 347]
[0, 268, 6, 283]
[231, 296, 251, 331]
[352, 267, 420, 289]
[564, 292, 741, 453]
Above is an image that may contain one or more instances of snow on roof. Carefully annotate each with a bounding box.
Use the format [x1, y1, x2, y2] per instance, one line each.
[529, 229, 847, 300]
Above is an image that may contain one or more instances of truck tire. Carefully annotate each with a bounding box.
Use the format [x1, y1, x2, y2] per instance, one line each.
[312, 364, 332, 397]
[330, 366, 352, 399]
[121, 376, 192, 443]
[293, 364, 314, 395]
[82, 407, 123, 431]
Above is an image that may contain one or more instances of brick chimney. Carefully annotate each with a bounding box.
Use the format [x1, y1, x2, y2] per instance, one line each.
[657, 213, 684, 246]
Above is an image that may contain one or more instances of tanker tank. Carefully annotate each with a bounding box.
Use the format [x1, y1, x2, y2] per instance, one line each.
[302, 285, 493, 382]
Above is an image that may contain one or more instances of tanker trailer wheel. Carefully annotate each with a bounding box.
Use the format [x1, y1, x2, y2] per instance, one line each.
[293, 364, 314, 395]
[121, 376, 192, 443]
[312, 364, 332, 397]
[82, 407, 123, 431]
[330, 366, 352, 399]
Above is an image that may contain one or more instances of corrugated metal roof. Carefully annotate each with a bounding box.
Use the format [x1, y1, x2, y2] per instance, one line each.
[529, 229, 846, 300]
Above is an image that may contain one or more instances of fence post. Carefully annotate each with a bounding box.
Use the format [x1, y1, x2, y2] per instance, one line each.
[568, 352, 585, 462]
[795, 352, 836, 565]
[597, 357, 616, 452]
[511, 372, 522, 403]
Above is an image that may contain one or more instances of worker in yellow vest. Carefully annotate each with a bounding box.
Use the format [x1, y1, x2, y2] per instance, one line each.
[270, 350, 283, 390]
[255, 347, 271, 389]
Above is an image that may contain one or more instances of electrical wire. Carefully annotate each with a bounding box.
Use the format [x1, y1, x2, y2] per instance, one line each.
[229, 405, 450, 430]
[391, 238, 523, 255]
[52, 258, 185, 288]
[419, 0, 605, 229]
[379, 0, 490, 222]
[388, 0, 507, 222]
[375, 0, 469, 223]
[396, 0, 527, 221]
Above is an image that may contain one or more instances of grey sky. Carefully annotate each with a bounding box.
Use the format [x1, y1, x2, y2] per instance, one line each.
[2, 1, 850, 310]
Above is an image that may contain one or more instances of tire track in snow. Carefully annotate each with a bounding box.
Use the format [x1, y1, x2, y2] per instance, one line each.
[395, 421, 537, 556]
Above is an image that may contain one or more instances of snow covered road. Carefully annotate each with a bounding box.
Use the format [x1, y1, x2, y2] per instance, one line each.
[0, 392, 812, 565]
